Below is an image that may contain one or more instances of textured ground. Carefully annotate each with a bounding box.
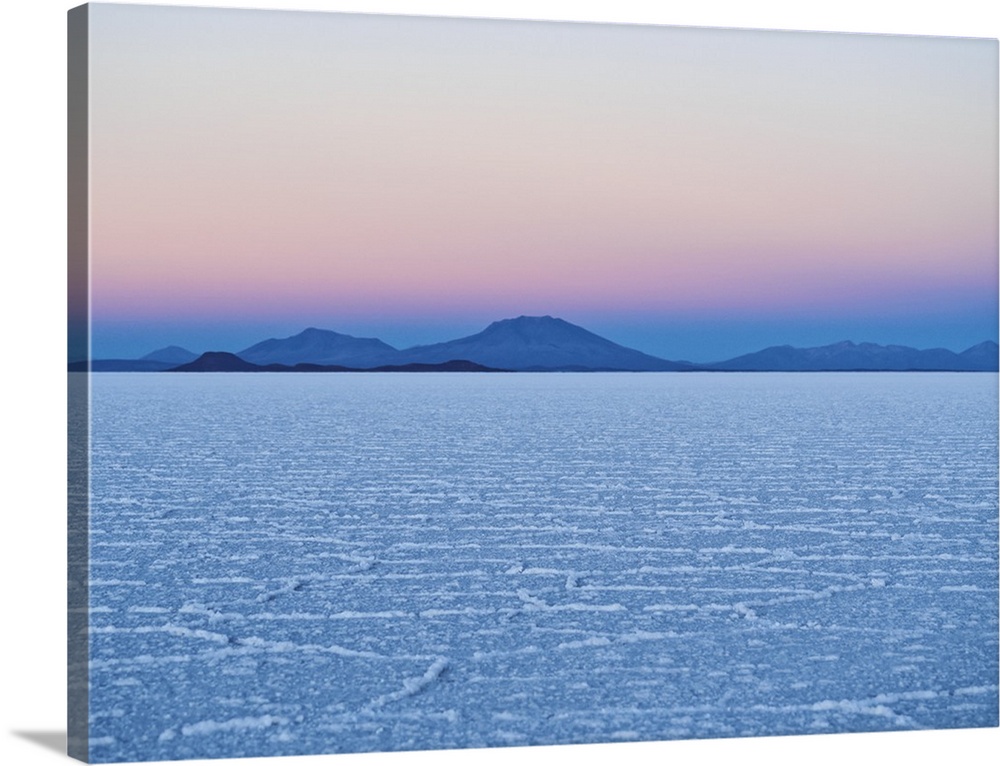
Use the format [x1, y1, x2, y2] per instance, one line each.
[83, 372, 999, 762]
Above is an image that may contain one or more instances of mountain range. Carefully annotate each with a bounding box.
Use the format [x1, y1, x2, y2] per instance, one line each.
[704, 339, 999, 372]
[72, 315, 999, 372]
[170, 352, 502, 373]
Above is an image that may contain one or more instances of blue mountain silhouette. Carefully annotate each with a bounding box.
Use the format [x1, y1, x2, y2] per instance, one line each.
[238, 327, 398, 368]
[141, 346, 198, 364]
[74, 318, 998, 372]
[708, 340, 998, 371]
[391, 316, 692, 371]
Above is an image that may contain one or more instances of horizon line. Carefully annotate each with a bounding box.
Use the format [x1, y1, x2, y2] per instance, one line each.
[77, 313, 998, 366]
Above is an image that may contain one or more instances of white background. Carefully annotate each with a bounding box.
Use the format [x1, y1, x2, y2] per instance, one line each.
[1, 2, 997, 765]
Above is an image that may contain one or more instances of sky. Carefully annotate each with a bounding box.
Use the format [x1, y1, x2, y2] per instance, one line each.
[83, 3, 998, 362]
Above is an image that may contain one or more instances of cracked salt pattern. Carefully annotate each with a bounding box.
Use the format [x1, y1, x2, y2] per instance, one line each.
[84, 372, 999, 762]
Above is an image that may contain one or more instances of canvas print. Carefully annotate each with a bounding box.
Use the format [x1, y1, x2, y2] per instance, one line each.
[67, 3, 999, 763]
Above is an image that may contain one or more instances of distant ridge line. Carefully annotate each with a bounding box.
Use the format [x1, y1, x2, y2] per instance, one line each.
[167, 352, 506, 373]
[75, 316, 999, 372]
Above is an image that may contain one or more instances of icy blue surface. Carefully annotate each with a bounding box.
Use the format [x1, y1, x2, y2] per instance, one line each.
[86, 373, 999, 762]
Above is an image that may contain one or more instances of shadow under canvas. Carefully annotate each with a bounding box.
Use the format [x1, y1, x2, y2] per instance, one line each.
[12, 730, 67, 756]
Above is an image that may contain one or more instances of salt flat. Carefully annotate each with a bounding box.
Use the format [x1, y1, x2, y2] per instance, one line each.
[84, 372, 999, 762]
